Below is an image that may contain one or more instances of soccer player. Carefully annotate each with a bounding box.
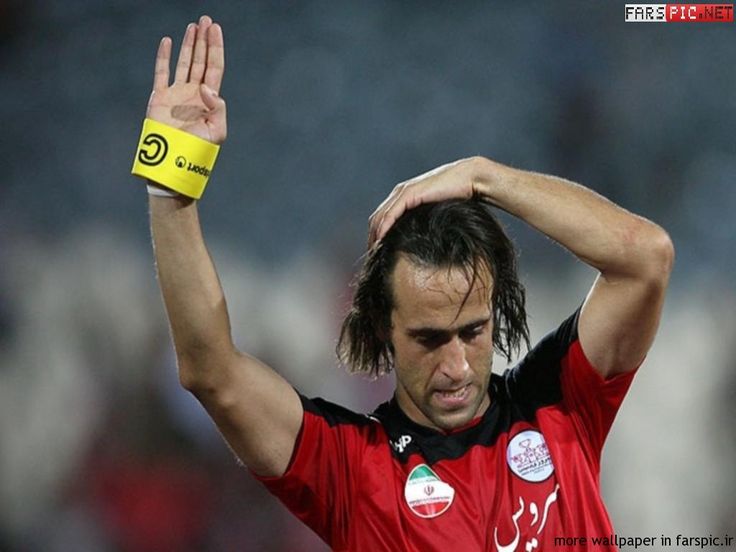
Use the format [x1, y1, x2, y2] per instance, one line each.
[141, 16, 673, 551]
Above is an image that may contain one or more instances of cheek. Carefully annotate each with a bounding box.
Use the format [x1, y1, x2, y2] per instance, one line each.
[393, 340, 434, 389]
[468, 337, 494, 372]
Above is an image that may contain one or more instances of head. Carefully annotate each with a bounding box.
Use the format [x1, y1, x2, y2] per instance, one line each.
[337, 199, 529, 431]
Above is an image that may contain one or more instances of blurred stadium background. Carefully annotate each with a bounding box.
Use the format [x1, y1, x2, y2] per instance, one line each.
[1, 1, 734, 550]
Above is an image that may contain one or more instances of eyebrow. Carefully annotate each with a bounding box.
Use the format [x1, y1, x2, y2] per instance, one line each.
[405, 316, 491, 338]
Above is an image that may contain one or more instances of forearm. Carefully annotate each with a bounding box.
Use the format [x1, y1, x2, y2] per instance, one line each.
[150, 194, 235, 372]
[471, 157, 673, 279]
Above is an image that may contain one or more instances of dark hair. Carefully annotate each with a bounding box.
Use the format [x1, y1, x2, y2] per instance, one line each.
[337, 198, 529, 378]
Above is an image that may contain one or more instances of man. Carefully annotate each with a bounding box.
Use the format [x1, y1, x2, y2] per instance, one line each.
[140, 16, 673, 551]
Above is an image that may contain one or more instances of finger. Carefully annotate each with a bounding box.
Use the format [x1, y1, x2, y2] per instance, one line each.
[200, 83, 221, 110]
[368, 202, 389, 246]
[376, 195, 409, 243]
[174, 23, 196, 83]
[379, 181, 426, 243]
[368, 204, 393, 246]
[367, 185, 402, 242]
[204, 23, 225, 93]
[152, 37, 171, 91]
[369, 205, 392, 248]
[189, 15, 212, 83]
[369, 186, 408, 245]
[368, 199, 389, 237]
[200, 84, 228, 144]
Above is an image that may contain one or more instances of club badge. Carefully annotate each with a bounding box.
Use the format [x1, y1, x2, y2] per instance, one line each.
[506, 430, 554, 483]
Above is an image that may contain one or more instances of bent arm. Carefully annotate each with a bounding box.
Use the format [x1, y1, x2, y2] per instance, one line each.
[369, 156, 674, 379]
[471, 157, 674, 378]
[150, 195, 302, 476]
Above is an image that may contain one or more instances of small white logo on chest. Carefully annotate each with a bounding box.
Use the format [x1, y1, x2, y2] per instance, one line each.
[390, 434, 412, 453]
[506, 430, 554, 483]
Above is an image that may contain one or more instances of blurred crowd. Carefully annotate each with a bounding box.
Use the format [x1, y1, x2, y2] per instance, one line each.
[1, 1, 734, 550]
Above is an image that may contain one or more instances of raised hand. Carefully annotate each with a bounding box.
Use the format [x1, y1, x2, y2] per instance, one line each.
[367, 158, 490, 247]
[146, 15, 226, 145]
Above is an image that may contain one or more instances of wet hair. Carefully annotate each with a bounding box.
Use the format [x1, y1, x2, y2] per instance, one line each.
[337, 198, 529, 378]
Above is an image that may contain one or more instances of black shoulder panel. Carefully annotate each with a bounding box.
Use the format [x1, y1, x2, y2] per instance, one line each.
[301, 394, 376, 428]
[503, 307, 580, 420]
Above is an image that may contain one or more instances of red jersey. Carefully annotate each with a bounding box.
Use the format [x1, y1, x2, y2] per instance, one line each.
[255, 310, 637, 551]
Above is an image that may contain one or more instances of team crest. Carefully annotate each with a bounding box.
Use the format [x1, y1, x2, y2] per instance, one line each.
[404, 464, 455, 518]
[506, 430, 554, 482]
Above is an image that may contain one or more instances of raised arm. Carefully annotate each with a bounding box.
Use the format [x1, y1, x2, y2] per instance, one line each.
[368, 156, 674, 378]
[144, 16, 302, 476]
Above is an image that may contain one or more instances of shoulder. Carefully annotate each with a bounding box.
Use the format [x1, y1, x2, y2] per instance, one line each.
[499, 309, 581, 413]
[301, 394, 380, 429]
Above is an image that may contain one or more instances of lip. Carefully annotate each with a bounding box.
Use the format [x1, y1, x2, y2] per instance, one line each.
[433, 384, 471, 409]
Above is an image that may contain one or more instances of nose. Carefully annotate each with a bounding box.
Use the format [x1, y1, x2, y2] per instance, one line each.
[437, 336, 470, 383]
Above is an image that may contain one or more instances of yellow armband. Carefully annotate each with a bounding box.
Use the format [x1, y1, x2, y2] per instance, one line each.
[131, 118, 220, 199]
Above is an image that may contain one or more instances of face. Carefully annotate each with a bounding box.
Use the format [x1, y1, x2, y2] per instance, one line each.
[388, 255, 494, 432]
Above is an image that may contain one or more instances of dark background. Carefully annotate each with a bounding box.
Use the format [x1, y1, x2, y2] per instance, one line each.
[1, 1, 734, 550]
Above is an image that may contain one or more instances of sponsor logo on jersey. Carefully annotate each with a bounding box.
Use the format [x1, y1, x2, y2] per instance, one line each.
[404, 464, 455, 518]
[390, 434, 412, 453]
[506, 430, 554, 483]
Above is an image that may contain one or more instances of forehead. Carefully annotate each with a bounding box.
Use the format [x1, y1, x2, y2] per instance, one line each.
[390, 255, 493, 328]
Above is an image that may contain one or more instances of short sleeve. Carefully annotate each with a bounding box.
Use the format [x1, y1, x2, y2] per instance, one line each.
[251, 394, 375, 548]
[560, 331, 638, 463]
[505, 308, 638, 465]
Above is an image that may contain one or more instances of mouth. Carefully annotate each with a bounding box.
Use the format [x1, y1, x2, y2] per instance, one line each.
[433, 384, 471, 409]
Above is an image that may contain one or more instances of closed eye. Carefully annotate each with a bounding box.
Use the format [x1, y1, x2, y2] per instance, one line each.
[412, 320, 489, 348]
[459, 322, 487, 341]
[415, 332, 450, 349]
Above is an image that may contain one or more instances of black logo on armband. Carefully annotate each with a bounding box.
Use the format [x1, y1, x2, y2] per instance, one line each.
[138, 133, 168, 166]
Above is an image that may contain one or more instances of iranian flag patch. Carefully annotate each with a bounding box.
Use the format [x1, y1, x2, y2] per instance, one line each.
[404, 464, 455, 518]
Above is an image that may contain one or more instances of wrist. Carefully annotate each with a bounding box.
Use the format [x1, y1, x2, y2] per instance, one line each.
[131, 118, 220, 199]
[467, 156, 517, 207]
[147, 181, 181, 198]
[468, 156, 496, 194]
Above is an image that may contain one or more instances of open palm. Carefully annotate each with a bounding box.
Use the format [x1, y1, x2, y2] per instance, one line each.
[146, 15, 226, 145]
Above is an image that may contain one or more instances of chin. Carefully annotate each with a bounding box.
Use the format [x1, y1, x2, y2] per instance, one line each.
[425, 390, 484, 431]
[428, 407, 476, 432]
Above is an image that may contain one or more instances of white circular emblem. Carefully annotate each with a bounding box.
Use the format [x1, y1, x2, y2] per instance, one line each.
[506, 430, 554, 482]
